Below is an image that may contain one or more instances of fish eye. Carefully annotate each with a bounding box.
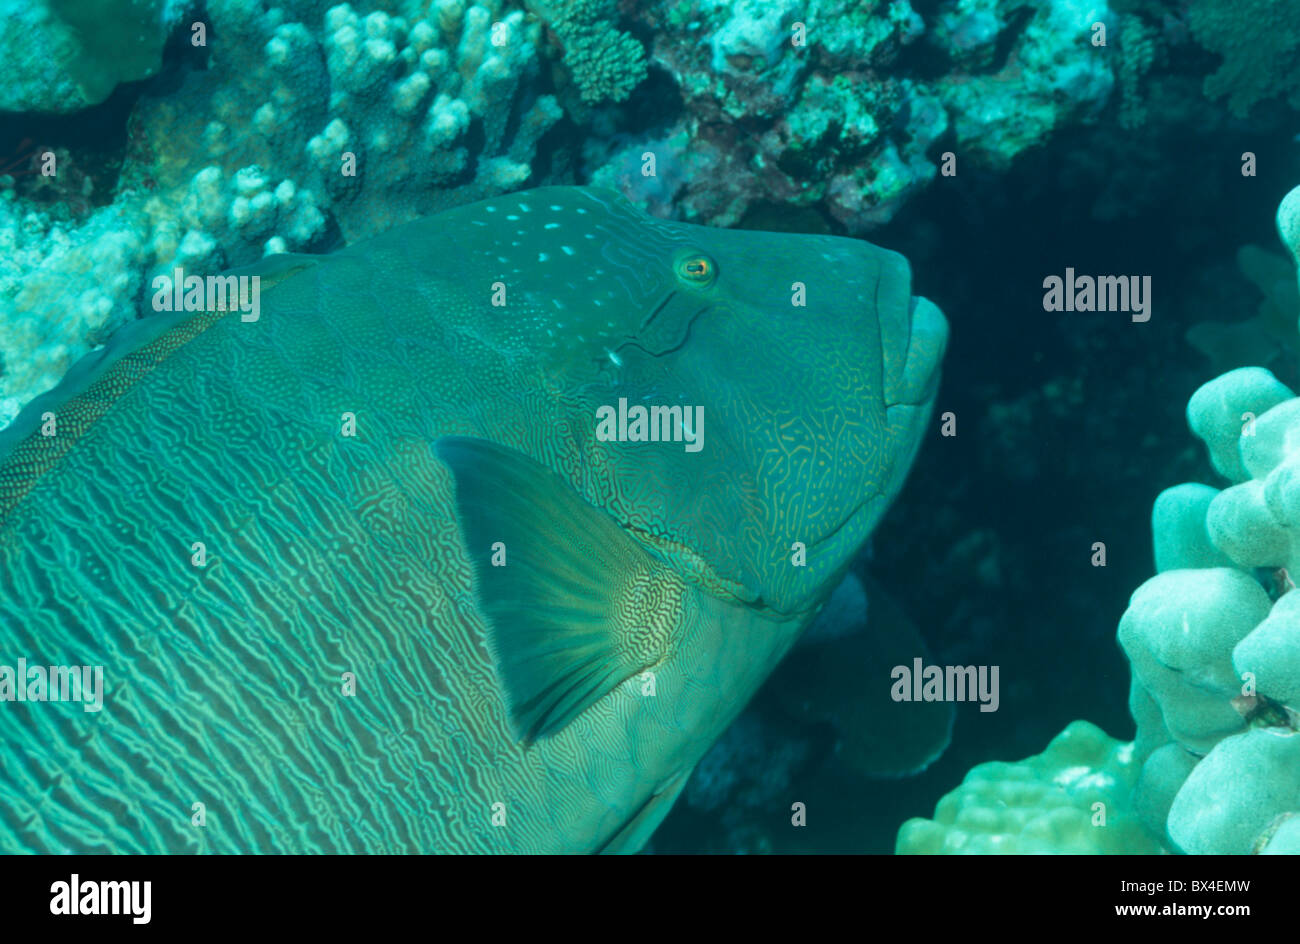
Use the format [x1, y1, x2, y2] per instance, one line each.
[675, 252, 717, 286]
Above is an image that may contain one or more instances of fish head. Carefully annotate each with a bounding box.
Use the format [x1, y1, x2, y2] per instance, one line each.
[445, 186, 947, 620]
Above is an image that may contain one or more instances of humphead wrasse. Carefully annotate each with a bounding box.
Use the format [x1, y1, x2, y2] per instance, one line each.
[0, 186, 946, 853]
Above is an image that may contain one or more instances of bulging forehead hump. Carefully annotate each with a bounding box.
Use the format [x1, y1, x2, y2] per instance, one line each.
[439, 186, 682, 282]
[392, 186, 905, 361]
[387, 188, 691, 350]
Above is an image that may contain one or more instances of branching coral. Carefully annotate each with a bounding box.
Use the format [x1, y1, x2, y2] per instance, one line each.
[1116, 13, 1156, 129]
[0, 0, 562, 428]
[1188, 0, 1300, 117]
[525, 0, 647, 104]
[1185, 246, 1300, 375]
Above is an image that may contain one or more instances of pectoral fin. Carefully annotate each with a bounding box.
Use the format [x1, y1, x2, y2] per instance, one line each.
[435, 436, 686, 744]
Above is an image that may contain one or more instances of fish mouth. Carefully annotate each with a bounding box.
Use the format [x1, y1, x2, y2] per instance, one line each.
[763, 290, 948, 614]
[882, 295, 948, 411]
[593, 291, 949, 624]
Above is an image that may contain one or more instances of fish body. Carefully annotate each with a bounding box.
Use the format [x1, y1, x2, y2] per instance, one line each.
[0, 186, 946, 852]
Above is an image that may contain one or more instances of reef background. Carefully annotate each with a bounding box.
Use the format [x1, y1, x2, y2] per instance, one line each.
[3, 0, 1298, 853]
[654, 118, 1298, 853]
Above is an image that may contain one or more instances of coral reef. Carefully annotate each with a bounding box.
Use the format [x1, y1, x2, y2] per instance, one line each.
[592, 0, 1116, 231]
[896, 720, 1164, 854]
[900, 185, 1300, 856]
[0, 0, 562, 429]
[1128, 354, 1300, 854]
[918, 360, 1300, 855]
[0, 197, 149, 428]
[2, 0, 1297, 858]
[525, 0, 647, 104]
[1114, 10, 1156, 130]
[1185, 246, 1300, 375]
[932, 0, 1115, 172]
[1188, 0, 1300, 117]
[0, 0, 180, 114]
[129, 0, 561, 242]
[3, 0, 1290, 435]
[1, 0, 1173, 432]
